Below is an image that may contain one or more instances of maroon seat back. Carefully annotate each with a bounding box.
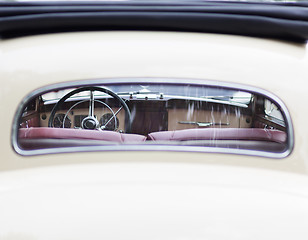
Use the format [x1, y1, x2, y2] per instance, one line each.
[148, 128, 286, 143]
[19, 127, 146, 143]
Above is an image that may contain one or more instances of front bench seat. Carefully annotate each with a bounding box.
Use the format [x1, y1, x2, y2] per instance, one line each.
[19, 127, 147, 142]
[148, 128, 286, 143]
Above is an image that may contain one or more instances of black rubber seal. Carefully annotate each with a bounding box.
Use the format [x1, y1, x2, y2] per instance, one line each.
[1, 1, 308, 42]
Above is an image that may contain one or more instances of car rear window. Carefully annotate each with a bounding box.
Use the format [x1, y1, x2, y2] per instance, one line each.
[13, 78, 293, 158]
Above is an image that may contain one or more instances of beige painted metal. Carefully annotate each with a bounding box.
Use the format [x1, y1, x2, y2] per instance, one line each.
[1, 162, 308, 240]
[1, 31, 308, 173]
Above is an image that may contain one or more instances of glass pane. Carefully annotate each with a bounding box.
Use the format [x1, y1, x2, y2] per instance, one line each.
[16, 82, 290, 156]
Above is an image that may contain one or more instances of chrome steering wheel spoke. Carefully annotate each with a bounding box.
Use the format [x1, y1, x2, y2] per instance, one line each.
[48, 86, 132, 133]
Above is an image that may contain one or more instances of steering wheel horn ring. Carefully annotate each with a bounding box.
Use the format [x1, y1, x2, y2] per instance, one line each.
[48, 86, 132, 133]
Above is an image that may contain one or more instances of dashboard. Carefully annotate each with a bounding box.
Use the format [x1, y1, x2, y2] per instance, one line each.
[38, 98, 252, 136]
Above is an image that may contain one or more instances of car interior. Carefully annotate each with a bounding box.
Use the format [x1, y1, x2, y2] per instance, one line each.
[17, 81, 289, 154]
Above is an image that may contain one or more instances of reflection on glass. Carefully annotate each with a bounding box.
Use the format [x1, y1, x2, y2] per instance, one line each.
[17, 83, 288, 155]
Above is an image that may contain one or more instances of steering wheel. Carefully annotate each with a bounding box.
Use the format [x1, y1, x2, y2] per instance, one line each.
[48, 86, 132, 133]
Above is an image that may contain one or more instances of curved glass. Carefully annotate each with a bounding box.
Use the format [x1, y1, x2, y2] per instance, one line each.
[14, 79, 293, 158]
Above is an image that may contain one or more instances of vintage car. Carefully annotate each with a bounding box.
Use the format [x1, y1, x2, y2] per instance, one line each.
[1, 0, 308, 239]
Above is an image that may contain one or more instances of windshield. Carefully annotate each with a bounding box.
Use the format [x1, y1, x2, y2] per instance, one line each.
[42, 84, 252, 107]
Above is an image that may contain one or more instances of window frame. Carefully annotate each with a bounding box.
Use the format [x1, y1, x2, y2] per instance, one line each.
[11, 78, 294, 158]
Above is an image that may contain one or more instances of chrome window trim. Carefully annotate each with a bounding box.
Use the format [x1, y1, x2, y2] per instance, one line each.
[11, 77, 294, 159]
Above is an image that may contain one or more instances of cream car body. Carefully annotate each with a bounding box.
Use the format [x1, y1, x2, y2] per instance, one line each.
[1, 1, 308, 238]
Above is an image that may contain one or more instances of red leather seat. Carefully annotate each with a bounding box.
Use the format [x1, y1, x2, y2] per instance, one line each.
[19, 127, 146, 143]
[148, 128, 286, 143]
